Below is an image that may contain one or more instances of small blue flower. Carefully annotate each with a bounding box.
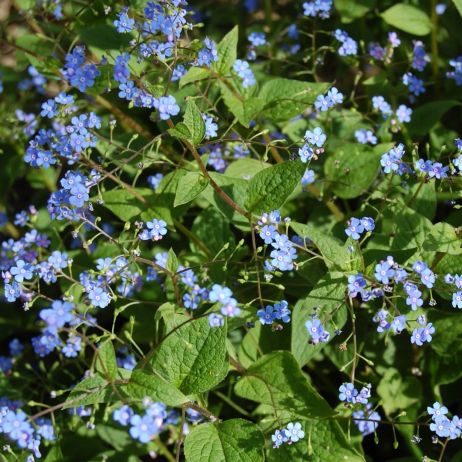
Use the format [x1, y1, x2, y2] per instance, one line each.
[345, 217, 364, 240]
[208, 313, 224, 328]
[113, 405, 134, 426]
[339, 382, 358, 403]
[304, 127, 326, 147]
[257, 306, 276, 325]
[286, 422, 305, 443]
[259, 225, 278, 244]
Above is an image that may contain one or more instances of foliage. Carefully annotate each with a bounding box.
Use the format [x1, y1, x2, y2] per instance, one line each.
[2, 0, 462, 461]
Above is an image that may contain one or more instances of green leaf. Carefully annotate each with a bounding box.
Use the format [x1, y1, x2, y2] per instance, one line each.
[64, 374, 112, 409]
[44, 445, 64, 462]
[126, 370, 188, 406]
[258, 79, 329, 122]
[453, 0, 462, 17]
[334, 0, 375, 23]
[180, 67, 211, 88]
[245, 161, 305, 215]
[184, 418, 265, 462]
[95, 339, 118, 381]
[174, 172, 209, 207]
[218, 81, 263, 127]
[407, 182, 436, 220]
[234, 351, 334, 418]
[291, 273, 347, 366]
[408, 101, 459, 137]
[147, 317, 228, 394]
[225, 158, 271, 179]
[290, 221, 352, 271]
[238, 323, 291, 368]
[377, 368, 422, 415]
[431, 311, 462, 357]
[166, 248, 179, 273]
[381, 4, 431, 36]
[201, 172, 249, 228]
[267, 420, 365, 462]
[213, 26, 239, 75]
[324, 143, 385, 199]
[423, 222, 462, 255]
[168, 122, 192, 141]
[183, 99, 206, 146]
[100, 188, 150, 221]
[191, 208, 235, 256]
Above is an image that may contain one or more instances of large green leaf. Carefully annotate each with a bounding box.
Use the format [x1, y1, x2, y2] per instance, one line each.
[381, 4, 431, 36]
[324, 143, 386, 199]
[334, 0, 375, 23]
[126, 369, 188, 406]
[169, 100, 206, 146]
[290, 221, 352, 271]
[422, 222, 462, 255]
[218, 81, 263, 127]
[174, 171, 209, 207]
[95, 339, 118, 381]
[234, 351, 334, 418]
[213, 26, 239, 75]
[408, 100, 459, 137]
[184, 419, 265, 462]
[291, 273, 347, 366]
[258, 79, 329, 121]
[377, 368, 422, 415]
[201, 172, 249, 228]
[146, 316, 228, 394]
[245, 161, 305, 215]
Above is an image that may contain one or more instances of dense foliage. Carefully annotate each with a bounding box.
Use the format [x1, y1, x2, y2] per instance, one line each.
[2, 0, 462, 460]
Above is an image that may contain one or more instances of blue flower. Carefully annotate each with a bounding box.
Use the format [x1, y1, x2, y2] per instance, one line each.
[114, 9, 134, 33]
[298, 143, 314, 163]
[428, 402, 448, 418]
[257, 305, 276, 325]
[374, 261, 395, 284]
[10, 260, 34, 283]
[410, 323, 435, 346]
[286, 422, 305, 442]
[209, 284, 233, 304]
[88, 286, 111, 308]
[208, 313, 224, 328]
[396, 104, 412, 123]
[304, 127, 326, 147]
[345, 217, 364, 240]
[305, 318, 329, 344]
[155, 95, 180, 120]
[271, 428, 289, 448]
[420, 268, 436, 288]
[129, 414, 159, 443]
[452, 291, 462, 308]
[139, 219, 167, 241]
[339, 382, 358, 403]
[113, 405, 134, 426]
[273, 300, 291, 323]
[233, 59, 256, 88]
[259, 225, 278, 244]
[248, 32, 266, 47]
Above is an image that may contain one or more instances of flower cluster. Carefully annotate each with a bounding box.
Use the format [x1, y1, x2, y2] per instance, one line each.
[233, 59, 256, 88]
[314, 87, 344, 112]
[271, 422, 305, 448]
[298, 127, 326, 163]
[257, 300, 291, 325]
[334, 29, 358, 57]
[113, 400, 171, 443]
[302, 0, 333, 19]
[345, 217, 375, 241]
[304, 316, 330, 344]
[428, 402, 462, 440]
[258, 211, 298, 272]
